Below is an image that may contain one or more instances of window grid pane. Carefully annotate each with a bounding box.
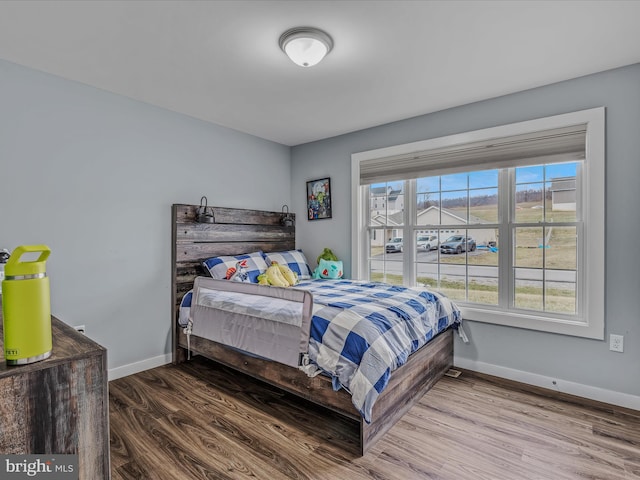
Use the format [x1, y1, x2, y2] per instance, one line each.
[511, 160, 580, 314]
[368, 228, 404, 286]
[414, 169, 500, 307]
[368, 181, 404, 227]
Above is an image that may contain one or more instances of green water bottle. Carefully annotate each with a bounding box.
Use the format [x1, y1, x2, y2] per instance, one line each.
[1, 245, 52, 365]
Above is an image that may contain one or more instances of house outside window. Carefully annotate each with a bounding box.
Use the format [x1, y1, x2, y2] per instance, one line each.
[351, 108, 604, 339]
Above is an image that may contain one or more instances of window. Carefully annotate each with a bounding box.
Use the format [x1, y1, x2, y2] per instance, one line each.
[351, 108, 604, 339]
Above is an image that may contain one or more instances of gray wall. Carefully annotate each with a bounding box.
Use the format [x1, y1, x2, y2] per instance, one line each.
[0, 60, 291, 370]
[291, 63, 640, 398]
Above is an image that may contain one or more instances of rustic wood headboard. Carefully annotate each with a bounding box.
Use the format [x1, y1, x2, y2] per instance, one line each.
[171, 203, 295, 360]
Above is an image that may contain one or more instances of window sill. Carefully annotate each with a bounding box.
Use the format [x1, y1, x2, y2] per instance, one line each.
[458, 304, 603, 340]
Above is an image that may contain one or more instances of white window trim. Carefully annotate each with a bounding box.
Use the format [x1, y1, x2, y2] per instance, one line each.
[351, 107, 605, 340]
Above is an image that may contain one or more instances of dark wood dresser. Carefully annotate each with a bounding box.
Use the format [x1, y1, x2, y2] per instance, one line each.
[0, 309, 110, 479]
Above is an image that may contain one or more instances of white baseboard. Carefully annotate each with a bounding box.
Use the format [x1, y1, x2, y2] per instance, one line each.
[454, 357, 640, 411]
[108, 353, 172, 381]
[107, 354, 640, 412]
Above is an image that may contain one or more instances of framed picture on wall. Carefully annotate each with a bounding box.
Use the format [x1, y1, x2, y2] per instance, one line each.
[306, 177, 332, 220]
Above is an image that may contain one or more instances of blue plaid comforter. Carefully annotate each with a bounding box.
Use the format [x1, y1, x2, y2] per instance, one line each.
[296, 279, 461, 423]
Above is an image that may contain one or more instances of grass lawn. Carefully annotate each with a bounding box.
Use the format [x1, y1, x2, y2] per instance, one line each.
[370, 270, 576, 313]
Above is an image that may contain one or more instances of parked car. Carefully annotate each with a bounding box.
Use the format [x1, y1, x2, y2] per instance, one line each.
[385, 237, 403, 253]
[440, 236, 476, 254]
[417, 235, 439, 251]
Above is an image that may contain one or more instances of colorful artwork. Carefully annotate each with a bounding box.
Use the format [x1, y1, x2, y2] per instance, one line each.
[306, 177, 332, 220]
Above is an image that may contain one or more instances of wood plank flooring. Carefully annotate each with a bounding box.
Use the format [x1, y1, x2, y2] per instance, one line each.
[109, 357, 640, 480]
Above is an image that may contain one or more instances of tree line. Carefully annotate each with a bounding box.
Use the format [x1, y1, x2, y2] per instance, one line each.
[417, 188, 547, 209]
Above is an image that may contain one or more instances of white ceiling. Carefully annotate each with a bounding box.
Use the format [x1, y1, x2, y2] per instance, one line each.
[1, 1, 640, 146]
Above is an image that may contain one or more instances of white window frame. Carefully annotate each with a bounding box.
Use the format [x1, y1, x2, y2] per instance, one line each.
[351, 108, 605, 339]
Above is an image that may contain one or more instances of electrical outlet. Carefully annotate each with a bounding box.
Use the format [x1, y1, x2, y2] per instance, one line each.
[74, 325, 86, 335]
[609, 334, 624, 353]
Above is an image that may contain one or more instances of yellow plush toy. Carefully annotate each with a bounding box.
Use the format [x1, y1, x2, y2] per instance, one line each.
[258, 262, 298, 287]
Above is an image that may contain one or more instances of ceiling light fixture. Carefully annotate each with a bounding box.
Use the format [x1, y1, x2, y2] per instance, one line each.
[279, 27, 333, 67]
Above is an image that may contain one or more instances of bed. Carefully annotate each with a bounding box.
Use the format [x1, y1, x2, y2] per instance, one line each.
[171, 203, 462, 455]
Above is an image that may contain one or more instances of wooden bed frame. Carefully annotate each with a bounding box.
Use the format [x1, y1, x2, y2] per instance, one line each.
[171, 203, 453, 455]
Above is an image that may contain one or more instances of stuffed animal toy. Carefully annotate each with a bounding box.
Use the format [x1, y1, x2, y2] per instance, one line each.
[258, 262, 298, 287]
[226, 259, 251, 283]
[316, 247, 339, 265]
[312, 248, 343, 280]
[313, 258, 343, 279]
[314, 247, 342, 279]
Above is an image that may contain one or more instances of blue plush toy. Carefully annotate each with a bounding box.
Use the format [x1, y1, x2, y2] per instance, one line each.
[313, 258, 343, 279]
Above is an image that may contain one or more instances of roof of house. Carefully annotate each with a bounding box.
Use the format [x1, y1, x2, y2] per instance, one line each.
[549, 177, 576, 192]
[370, 186, 403, 202]
[417, 205, 485, 225]
[370, 205, 487, 227]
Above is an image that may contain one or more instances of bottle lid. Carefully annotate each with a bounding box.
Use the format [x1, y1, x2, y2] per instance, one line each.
[4, 245, 50, 276]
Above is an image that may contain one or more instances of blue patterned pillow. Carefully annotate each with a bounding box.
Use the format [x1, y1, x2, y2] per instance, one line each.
[178, 290, 192, 327]
[264, 250, 313, 280]
[202, 251, 268, 283]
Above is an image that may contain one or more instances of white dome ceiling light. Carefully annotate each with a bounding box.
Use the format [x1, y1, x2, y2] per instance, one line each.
[279, 27, 333, 67]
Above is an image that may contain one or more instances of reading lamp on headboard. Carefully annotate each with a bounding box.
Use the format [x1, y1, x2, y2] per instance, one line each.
[196, 196, 215, 224]
[280, 205, 294, 227]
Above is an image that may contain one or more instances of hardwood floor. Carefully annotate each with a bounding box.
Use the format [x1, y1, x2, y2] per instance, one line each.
[109, 357, 640, 480]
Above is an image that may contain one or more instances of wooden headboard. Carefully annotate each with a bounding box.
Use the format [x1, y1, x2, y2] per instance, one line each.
[171, 203, 295, 360]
